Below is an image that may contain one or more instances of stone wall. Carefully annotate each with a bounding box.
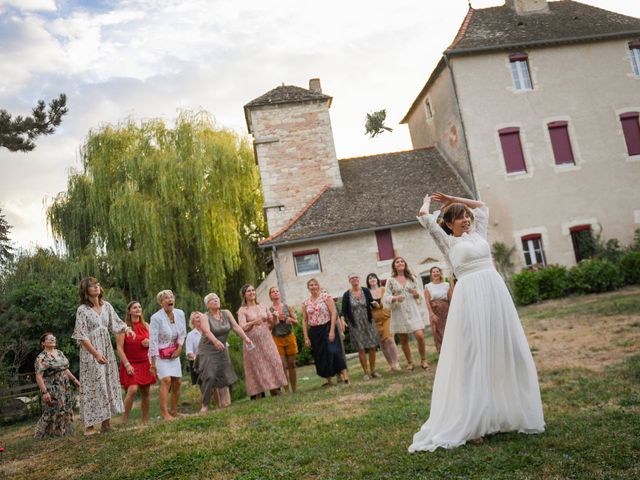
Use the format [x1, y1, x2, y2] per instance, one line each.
[249, 101, 343, 236]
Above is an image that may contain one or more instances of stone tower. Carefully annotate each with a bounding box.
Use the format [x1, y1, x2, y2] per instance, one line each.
[244, 78, 343, 236]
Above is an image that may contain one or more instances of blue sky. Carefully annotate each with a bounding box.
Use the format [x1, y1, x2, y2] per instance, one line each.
[1, 0, 639, 249]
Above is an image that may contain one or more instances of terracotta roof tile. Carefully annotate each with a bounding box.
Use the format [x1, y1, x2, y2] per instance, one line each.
[244, 85, 331, 108]
[447, 1, 640, 55]
[260, 148, 472, 247]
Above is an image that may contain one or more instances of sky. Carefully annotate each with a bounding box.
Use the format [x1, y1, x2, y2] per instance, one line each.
[1, 0, 639, 250]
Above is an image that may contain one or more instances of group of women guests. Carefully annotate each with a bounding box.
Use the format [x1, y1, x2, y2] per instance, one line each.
[34, 265, 453, 437]
[33, 278, 308, 437]
[300, 259, 452, 387]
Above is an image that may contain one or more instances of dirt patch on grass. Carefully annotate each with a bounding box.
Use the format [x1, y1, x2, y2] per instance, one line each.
[528, 314, 639, 372]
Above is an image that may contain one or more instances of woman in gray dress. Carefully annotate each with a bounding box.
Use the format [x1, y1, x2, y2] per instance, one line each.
[195, 293, 253, 412]
[340, 274, 381, 380]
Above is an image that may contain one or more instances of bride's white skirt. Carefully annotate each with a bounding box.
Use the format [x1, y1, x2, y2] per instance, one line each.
[409, 268, 545, 453]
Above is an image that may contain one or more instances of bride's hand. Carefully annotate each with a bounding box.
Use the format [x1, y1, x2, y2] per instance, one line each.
[432, 192, 453, 205]
[419, 194, 431, 216]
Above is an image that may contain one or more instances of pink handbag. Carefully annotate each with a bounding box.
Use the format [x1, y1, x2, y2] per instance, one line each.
[159, 344, 178, 359]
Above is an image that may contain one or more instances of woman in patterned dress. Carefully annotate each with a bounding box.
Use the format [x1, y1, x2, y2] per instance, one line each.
[383, 257, 429, 371]
[366, 273, 401, 372]
[116, 301, 155, 424]
[340, 274, 381, 380]
[34, 332, 80, 438]
[196, 293, 253, 411]
[237, 284, 288, 399]
[72, 277, 135, 435]
[424, 266, 453, 354]
[302, 278, 350, 387]
[149, 289, 187, 420]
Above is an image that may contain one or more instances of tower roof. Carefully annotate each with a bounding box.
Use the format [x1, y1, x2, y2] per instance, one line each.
[447, 1, 640, 55]
[244, 84, 332, 109]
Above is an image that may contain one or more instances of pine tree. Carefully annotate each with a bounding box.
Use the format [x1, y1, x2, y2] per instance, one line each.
[0, 94, 68, 152]
[0, 208, 14, 268]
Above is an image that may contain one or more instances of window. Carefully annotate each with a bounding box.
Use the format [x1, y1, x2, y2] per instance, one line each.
[424, 98, 433, 120]
[629, 40, 640, 76]
[521, 234, 546, 267]
[570, 225, 595, 263]
[620, 112, 640, 156]
[375, 229, 395, 261]
[509, 53, 533, 91]
[293, 249, 321, 276]
[548, 121, 575, 165]
[499, 127, 527, 173]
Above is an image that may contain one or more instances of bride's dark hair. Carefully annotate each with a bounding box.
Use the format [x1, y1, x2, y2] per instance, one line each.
[438, 203, 474, 235]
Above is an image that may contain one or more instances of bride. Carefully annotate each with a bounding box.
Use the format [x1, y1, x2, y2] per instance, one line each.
[409, 192, 544, 453]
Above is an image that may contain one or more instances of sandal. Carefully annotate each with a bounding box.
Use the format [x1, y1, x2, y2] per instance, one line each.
[421, 361, 430, 371]
[406, 363, 415, 372]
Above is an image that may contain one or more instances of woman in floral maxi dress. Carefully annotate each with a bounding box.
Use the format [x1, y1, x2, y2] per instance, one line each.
[34, 332, 80, 438]
[237, 284, 288, 399]
[72, 277, 134, 435]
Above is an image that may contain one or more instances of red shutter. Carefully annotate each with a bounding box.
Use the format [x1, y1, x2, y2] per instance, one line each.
[509, 53, 528, 62]
[548, 121, 575, 165]
[629, 40, 640, 49]
[569, 225, 591, 233]
[499, 127, 527, 173]
[620, 112, 640, 156]
[375, 229, 395, 261]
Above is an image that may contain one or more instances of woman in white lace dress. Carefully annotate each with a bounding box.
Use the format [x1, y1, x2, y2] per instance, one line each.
[383, 257, 429, 371]
[409, 192, 544, 452]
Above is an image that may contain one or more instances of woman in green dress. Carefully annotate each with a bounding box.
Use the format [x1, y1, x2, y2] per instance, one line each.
[34, 332, 80, 438]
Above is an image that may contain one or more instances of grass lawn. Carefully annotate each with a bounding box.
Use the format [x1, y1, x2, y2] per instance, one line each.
[1, 287, 639, 479]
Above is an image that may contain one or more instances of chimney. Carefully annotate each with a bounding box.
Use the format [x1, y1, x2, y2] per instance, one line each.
[309, 78, 322, 93]
[506, 0, 549, 15]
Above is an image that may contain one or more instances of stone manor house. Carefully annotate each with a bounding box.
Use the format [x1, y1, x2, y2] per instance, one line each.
[245, 0, 640, 306]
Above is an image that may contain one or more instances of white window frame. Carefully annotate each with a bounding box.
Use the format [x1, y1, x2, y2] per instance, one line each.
[510, 59, 533, 91]
[293, 250, 321, 276]
[630, 46, 640, 77]
[522, 236, 546, 267]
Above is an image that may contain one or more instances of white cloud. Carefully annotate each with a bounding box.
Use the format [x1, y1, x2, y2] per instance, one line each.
[0, 0, 56, 12]
[1, 0, 639, 248]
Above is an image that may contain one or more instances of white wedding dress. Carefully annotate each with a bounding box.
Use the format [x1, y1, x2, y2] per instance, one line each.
[409, 205, 544, 453]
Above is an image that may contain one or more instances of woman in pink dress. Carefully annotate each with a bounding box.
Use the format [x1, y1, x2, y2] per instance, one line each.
[237, 284, 288, 399]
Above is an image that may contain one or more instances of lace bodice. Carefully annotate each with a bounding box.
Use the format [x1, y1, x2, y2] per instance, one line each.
[418, 206, 492, 277]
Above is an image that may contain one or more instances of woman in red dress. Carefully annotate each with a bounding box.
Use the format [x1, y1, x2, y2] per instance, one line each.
[116, 301, 156, 423]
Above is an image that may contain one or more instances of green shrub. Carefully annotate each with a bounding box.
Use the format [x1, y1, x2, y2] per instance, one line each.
[225, 335, 245, 401]
[537, 265, 570, 300]
[569, 259, 624, 294]
[620, 251, 640, 285]
[513, 270, 540, 305]
[292, 308, 313, 366]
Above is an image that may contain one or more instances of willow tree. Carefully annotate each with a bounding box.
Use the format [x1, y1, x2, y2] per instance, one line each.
[47, 111, 266, 311]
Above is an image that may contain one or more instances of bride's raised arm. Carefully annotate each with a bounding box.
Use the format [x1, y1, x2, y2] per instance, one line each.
[417, 194, 453, 258]
[431, 192, 484, 210]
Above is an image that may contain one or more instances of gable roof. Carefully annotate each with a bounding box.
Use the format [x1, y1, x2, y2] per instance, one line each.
[259, 148, 472, 248]
[401, 1, 640, 123]
[244, 85, 332, 109]
[447, 1, 640, 55]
